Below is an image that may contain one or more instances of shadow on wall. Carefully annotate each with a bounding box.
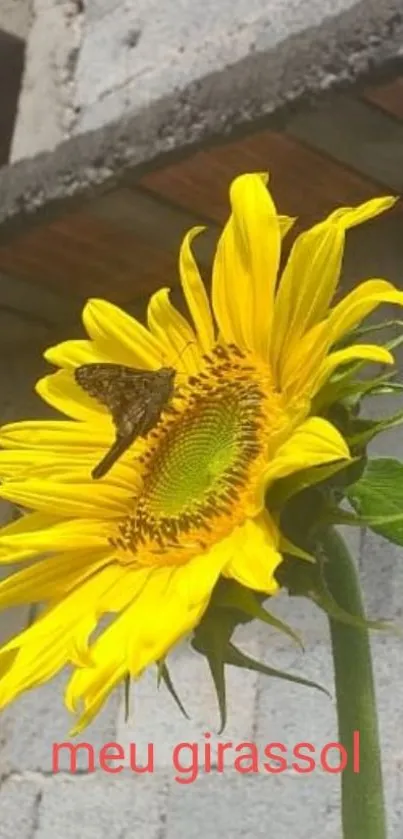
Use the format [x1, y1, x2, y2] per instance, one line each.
[0, 28, 25, 166]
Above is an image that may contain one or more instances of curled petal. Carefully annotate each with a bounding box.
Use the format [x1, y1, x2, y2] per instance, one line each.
[83, 299, 164, 368]
[212, 173, 281, 357]
[179, 227, 215, 353]
[147, 288, 201, 373]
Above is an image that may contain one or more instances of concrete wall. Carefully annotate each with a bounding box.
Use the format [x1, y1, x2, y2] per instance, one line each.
[0, 0, 33, 39]
[0, 221, 402, 837]
[10, 0, 403, 162]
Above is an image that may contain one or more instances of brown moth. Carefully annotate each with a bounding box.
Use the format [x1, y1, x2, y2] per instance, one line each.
[74, 363, 176, 479]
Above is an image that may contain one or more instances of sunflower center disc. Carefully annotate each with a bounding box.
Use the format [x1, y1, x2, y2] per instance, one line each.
[113, 346, 280, 565]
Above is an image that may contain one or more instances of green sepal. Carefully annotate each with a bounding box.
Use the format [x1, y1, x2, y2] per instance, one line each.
[385, 333, 403, 353]
[365, 380, 403, 397]
[157, 659, 189, 719]
[315, 317, 403, 410]
[191, 608, 235, 733]
[345, 318, 403, 343]
[279, 535, 315, 563]
[277, 553, 394, 634]
[213, 579, 303, 650]
[267, 458, 357, 509]
[313, 361, 371, 411]
[191, 580, 328, 733]
[347, 409, 403, 447]
[346, 458, 403, 546]
[224, 642, 330, 699]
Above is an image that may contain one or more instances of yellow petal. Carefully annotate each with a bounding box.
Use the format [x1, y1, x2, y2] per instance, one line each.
[264, 417, 350, 487]
[212, 173, 281, 357]
[83, 298, 164, 368]
[66, 545, 227, 733]
[0, 549, 112, 607]
[13, 452, 145, 497]
[316, 344, 394, 392]
[280, 320, 332, 396]
[272, 196, 397, 372]
[0, 518, 111, 557]
[179, 227, 215, 353]
[0, 449, 55, 479]
[328, 279, 403, 344]
[0, 565, 127, 707]
[0, 479, 129, 518]
[0, 420, 112, 452]
[223, 512, 282, 593]
[36, 370, 111, 423]
[0, 512, 61, 563]
[44, 339, 111, 368]
[0, 450, 129, 484]
[147, 288, 201, 373]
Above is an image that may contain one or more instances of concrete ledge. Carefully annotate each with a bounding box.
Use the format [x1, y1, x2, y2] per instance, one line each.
[0, 0, 402, 240]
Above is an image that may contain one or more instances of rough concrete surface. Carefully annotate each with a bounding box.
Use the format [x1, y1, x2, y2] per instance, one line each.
[0, 0, 33, 40]
[0, 227, 402, 836]
[1, 0, 403, 235]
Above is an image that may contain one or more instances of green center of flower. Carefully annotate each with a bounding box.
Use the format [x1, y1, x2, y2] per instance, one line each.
[113, 345, 272, 564]
[144, 389, 246, 517]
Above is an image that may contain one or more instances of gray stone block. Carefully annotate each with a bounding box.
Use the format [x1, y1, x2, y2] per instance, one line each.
[165, 767, 402, 839]
[165, 773, 340, 839]
[0, 670, 120, 774]
[0, 776, 43, 839]
[255, 637, 336, 752]
[37, 773, 166, 839]
[253, 587, 330, 645]
[359, 531, 403, 621]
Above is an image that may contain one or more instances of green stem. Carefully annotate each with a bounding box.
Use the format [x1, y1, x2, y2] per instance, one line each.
[319, 526, 386, 839]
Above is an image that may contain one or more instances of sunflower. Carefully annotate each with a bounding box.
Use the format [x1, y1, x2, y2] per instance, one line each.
[0, 173, 401, 734]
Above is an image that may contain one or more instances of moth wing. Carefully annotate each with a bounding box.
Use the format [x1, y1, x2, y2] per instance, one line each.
[74, 363, 152, 428]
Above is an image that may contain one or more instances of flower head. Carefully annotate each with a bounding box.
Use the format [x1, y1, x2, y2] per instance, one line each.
[0, 173, 401, 733]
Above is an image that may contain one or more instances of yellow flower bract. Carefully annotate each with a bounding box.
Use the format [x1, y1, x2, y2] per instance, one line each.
[0, 172, 401, 734]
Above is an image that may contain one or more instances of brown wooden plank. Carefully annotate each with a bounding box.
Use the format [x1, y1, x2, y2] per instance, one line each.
[140, 129, 386, 228]
[0, 212, 179, 304]
[363, 78, 403, 121]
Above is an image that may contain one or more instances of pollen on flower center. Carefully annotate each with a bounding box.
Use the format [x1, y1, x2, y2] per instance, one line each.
[111, 345, 280, 566]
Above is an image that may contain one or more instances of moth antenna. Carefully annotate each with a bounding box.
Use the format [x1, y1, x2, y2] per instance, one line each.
[161, 339, 197, 369]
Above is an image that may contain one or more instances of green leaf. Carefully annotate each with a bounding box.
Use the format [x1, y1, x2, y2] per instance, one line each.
[214, 580, 303, 649]
[157, 660, 189, 719]
[347, 458, 403, 546]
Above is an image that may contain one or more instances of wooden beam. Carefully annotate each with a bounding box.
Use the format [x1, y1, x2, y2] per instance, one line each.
[88, 187, 218, 268]
[0, 212, 182, 305]
[140, 127, 388, 228]
[363, 78, 403, 122]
